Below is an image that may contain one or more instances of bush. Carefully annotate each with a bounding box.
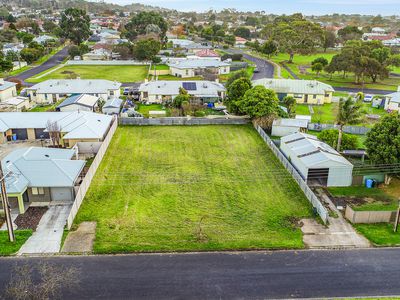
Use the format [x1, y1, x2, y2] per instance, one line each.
[318, 129, 358, 151]
[194, 110, 206, 117]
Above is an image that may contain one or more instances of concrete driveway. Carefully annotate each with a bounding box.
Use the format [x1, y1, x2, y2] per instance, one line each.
[18, 204, 72, 255]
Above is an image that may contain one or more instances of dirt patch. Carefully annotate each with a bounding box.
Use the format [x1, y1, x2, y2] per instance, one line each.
[15, 207, 48, 230]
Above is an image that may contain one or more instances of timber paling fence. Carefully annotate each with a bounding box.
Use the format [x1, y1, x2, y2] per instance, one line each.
[255, 125, 329, 224]
[66, 117, 118, 229]
[119, 117, 250, 126]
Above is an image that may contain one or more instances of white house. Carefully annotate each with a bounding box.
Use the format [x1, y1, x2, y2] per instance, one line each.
[168, 59, 230, 78]
[102, 98, 123, 115]
[0, 79, 17, 102]
[280, 132, 353, 187]
[384, 88, 400, 113]
[271, 118, 309, 137]
[56, 94, 100, 112]
[0, 96, 30, 112]
[139, 80, 226, 104]
[253, 79, 334, 104]
[235, 37, 247, 48]
[26, 79, 121, 104]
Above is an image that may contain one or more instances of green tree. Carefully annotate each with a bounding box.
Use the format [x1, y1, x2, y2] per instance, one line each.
[336, 97, 363, 151]
[311, 62, 324, 77]
[0, 59, 13, 72]
[282, 96, 296, 117]
[237, 86, 280, 118]
[271, 14, 324, 62]
[226, 77, 252, 113]
[173, 87, 190, 108]
[225, 69, 250, 90]
[125, 11, 168, 42]
[322, 29, 336, 52]
[20, 48, 42, 63]
[318, 129, 358, 151]
[59, 8, 90, 45]
[43, 20, 57, 33]
[261, 40, 277, 58]
[338, 26, 363, 43]
[132, 38, 161, 61]
[311, 57, 329, 67]
[234, 27, 251, 39]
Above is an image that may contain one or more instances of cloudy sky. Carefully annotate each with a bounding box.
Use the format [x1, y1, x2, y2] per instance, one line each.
[102, 0, 398, 15]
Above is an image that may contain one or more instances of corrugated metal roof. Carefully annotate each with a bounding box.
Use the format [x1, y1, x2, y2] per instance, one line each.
[387, 91, 400, 103]
[103, 98, 123, 108]
[273, 118, 308, 128]
[2, 147, 85, 194]
[27, 79, 121, 94]
[0, 111, 113, 140]
[0, 80, 16, 91]
[139, 80, 226, 97]
[253, 79, 334, 95]
[281, 132, 352, 167]
[57, 94, 99, 109]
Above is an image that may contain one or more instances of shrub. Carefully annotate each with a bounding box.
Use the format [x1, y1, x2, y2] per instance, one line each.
[318, 129, 358, 151]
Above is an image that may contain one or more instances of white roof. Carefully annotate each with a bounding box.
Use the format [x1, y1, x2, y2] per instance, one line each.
[0, 96, 28, 106]
[57, 94, 99, 109]
[281, 132, 353, 168]
[2, 147, 85, 194]
[168, 59, 229, 69]
[387, 91, 400, 103]
[27, 79, 121, 94]
[139, 81, 226, 97]
[103, 97, 123, 108]
[253, 79, 334, 95]
[0, 111, 113, 140]
[273, 118, 308, 128]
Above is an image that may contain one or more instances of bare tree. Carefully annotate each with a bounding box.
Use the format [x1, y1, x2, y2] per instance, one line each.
[3, 262, 80, 300]
[46, 120, 62, 147]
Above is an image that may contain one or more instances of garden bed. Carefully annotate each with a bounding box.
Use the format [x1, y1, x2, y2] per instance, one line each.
[15, 207, 48, 230]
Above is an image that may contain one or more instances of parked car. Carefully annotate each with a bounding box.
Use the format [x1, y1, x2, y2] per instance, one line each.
[364, 94, 373, 102]
[123, 87, 131, 95]
[254, 67, 259, 73]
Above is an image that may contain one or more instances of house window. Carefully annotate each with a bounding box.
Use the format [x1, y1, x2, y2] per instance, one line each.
[32, 187, 45, 195]
[110, 91, 114, 96]
[325, 93, 330, 97]
[185, 70, 189, 75]
[294, 94, 302, 98]
[313, 95, 317, 99]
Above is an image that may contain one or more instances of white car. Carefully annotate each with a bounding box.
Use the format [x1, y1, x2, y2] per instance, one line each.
[364, 94, 373, 102]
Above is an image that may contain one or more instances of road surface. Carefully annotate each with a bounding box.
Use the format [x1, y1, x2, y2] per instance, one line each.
[1, 249, 400, 299]
[225, 48, 274, 80]
[8, 46, 69, 82]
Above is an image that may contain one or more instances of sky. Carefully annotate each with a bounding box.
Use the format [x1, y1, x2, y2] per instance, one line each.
[102, 0, 399, 15]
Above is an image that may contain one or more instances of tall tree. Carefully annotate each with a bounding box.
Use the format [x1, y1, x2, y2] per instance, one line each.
[234, 27, 251, 39]
[237, 86, 280, 119]
[132, 38, 161, 61]
[59, 8, 90, 45]
[336, 97, 363, 151]
[226, 77, 252, 113]
[125, 11, 167, 42]
[337, 26, 363, 43]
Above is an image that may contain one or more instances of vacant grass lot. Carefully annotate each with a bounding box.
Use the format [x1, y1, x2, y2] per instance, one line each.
[75, 125, 313, 253]
[27, 65, 149, 83]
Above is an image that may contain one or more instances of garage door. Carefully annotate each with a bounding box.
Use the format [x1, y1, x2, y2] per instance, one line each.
[51, 188, 73, 201]
[307, 168, 329, 186]
[12, 129, 28, 140]
[34, 128, 50, 139]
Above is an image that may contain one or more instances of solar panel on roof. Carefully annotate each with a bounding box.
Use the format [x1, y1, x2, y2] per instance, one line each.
[182, 82, 197, 91]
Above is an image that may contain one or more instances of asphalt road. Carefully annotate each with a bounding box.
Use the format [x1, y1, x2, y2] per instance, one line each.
[8, 46, 69, 82]
[225, 48, 274, 80]
[1, 249, 400, 299]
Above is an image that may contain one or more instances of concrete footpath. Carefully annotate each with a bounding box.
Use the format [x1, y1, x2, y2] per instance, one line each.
[61, 221, 96, 253]
[18, 204, 71, 255]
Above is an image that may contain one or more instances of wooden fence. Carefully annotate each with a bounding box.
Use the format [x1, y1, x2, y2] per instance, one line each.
[66, 117, 118, 229]
[345, 206, 396, 224]
[119, 117, 250, 126]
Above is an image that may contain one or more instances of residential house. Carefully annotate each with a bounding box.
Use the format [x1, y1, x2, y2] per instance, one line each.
[280, 132, 353, 187]
[0, 79, 17, 102]
[235, 37, 247, 48]
[33, 35, 55, 45]
[26, 79, 121, 104]
[102, 98, 123, 115]
[167, 59, 230, 78]
[0, 111, 113, 147]
[271, 118, 309, 137]
[2, 43, 24, 55]
[82, 49, 111, 61]
[56, 94, 100, 112]
[253, 78, 334, 104]
[139, 80, 226, 104]
[194, 49, 221, 61]
[0, 96, 30, 112]
[1, 147, 85, 214]
[384, 88, 400, 113]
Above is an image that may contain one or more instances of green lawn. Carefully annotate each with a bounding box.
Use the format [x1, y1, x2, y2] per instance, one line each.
[136, 103, 170, 117]
[156, 75, 203, 81]
[74, 125, 313, 253]
[354, 223, 400, 246]
[269, 51, 400, 91]
[27, 65, 149, 83]
[0, 230, 32, 256]
[328, 186, 398, 211]
[154, 64, 169, 70]
[29, 99, 64, 112]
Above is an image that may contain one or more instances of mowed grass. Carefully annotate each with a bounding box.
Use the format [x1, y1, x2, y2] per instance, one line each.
[354, 223, 400, 246]
[75, 125, 313, 253]
[26, 65, 149, 83]
[0, 230, 32, 256]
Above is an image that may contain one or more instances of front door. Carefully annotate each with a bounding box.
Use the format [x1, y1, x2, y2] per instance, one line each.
[304, 94, 308, 103]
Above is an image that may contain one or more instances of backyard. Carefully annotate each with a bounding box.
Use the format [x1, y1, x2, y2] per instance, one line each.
[26, 65, 149, 83]
[74, 125, 313, 253]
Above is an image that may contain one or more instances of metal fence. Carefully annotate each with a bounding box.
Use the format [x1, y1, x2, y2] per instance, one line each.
[254, 125, 329, 224]
[119, 117, 250, 126]
[308, 123, 370, 135]
[66, 117, 118, 229]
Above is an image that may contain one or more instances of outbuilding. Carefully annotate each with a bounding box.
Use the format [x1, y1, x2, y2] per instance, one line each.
[280, 132, 353, 187]
[56, 94, 100, 112]
[271, 118, 308, 137]
[102, 98, 123, 115]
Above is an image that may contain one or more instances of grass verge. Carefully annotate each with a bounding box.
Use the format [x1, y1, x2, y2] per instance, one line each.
[0, 230, 32, 256]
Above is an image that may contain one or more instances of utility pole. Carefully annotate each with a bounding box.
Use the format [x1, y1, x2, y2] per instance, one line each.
[0, 162, 14, 242]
